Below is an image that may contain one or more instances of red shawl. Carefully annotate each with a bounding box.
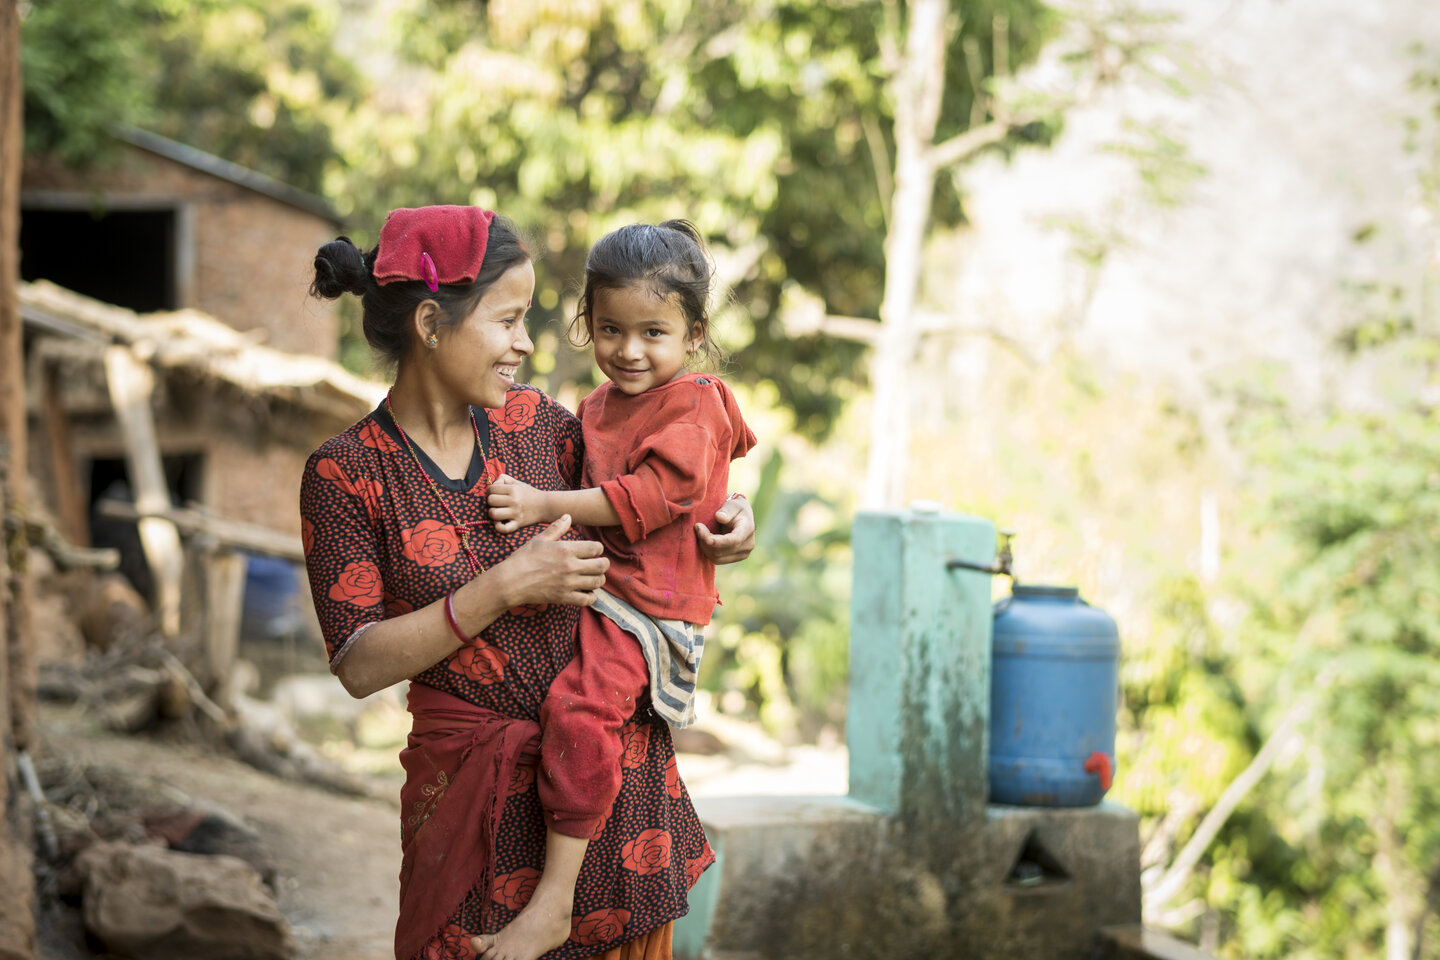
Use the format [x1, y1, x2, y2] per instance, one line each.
[394, 682, 541, 960]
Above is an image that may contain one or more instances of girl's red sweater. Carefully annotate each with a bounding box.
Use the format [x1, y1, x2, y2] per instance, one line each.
[578, 373, 756, 625]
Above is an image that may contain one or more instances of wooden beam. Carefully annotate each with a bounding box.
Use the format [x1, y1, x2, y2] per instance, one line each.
[102, 346, 184, 637]
[96, 499, 304, 562]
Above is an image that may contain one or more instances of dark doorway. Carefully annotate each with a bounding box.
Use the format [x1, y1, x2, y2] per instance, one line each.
[87, 453, 205, 600]
[20, 208, 177, 312]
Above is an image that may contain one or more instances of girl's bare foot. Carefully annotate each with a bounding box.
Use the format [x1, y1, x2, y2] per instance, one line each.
[471, 885, 573, 960]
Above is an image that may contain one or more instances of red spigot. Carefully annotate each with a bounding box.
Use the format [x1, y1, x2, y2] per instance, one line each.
[1084, 751, 1113, 791]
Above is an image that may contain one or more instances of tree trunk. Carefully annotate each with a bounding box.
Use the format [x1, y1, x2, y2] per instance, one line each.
[0, 0, 38, 955]
[863, 0, 947, 509]
[1375, 768, 1421, 960]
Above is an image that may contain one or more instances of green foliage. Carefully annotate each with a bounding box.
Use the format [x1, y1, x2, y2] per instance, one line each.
[20, 0, 158, 162]
[706, 445, 853, 738]
[141, 0, 362, 194]
[21, 0, 359, 192]
[326, 0, 1058, 438]
[1195, 340, 1440, 955]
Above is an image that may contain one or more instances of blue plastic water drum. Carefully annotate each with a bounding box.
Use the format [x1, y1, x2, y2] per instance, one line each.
[988, 584, 1120, 807]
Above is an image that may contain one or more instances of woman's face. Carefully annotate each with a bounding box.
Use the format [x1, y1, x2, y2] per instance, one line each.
[435, 259, 536, 409]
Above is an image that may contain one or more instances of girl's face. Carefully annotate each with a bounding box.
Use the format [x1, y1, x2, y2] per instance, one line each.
[434, 259, 535, 409]
[587, 283, 701, 396]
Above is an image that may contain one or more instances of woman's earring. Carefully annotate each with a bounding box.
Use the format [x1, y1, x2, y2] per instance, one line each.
[427, 334, 438, 347]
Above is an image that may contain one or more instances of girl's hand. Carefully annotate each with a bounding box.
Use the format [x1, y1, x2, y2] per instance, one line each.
[490, 515, 609, 607]
[488, 474, 547, 534]
[696, 494, 755, 565]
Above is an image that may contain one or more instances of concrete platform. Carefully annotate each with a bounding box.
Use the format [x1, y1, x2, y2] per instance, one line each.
[677, 795, 1142, 960]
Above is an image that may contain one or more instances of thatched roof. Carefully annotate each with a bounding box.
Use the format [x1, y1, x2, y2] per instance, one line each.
[20, 280, 385, 422]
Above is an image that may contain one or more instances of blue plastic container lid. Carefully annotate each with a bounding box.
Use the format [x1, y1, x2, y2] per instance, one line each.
[993, 583, 1119, 657]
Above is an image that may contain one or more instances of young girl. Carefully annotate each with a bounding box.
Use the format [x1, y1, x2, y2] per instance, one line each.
[477, 220, 755, 960]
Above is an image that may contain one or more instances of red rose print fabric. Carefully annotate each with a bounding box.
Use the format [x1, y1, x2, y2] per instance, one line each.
[329, 560, 383, 606]
[401, 519, 463, 568]
[298, 388, 715, 960]
[315, 457, 383, 519]
[619, 721, 651, 769]
[490, 390, 538, 433]
[447, 641, 508, 685]
[359, 419, 401, 453]
[664, 755, 683, 799]
[420, 924, 474, 960]
[491, 868, 541, 911]
[384, 593, 415, 618]
[506, 763, 535, 798]
[621, 828, 673, 875]
[572, 908, 631, 946]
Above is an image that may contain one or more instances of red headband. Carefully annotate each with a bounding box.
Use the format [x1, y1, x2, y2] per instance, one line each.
[373, 205, 496, 290]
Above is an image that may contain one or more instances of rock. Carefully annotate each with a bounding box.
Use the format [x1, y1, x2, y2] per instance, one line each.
[79, 574, 149, 652]
[141, 806, 278, 889]
[76, 841, 295, 960]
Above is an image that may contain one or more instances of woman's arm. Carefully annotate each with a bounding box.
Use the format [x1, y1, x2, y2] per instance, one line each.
[333, 517, 608, 697]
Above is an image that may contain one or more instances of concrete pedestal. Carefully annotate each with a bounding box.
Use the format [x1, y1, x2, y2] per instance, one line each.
[675, 795, 1140, 960]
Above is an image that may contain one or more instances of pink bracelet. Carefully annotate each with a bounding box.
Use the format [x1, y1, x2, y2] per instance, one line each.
[443, 591, 471, 645]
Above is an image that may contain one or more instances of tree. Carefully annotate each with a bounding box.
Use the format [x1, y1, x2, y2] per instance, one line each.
[22, 0, 359, 193]
[1, 1, 37, 955]
[332, 0, 1054, 439]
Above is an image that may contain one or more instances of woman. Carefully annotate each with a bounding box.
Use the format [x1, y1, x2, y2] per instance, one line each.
[300, 205, 754, 960]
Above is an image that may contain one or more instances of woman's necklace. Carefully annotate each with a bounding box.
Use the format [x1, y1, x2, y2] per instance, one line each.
[383, 390, 486, 575]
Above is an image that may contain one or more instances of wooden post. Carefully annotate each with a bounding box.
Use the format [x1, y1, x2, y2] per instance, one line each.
[0, 0, 38, 955]
[204, 550, 247, 710]
[42, 363, 88, 546]
[102, 346, 184, 637]
[0, 0, 23, 759]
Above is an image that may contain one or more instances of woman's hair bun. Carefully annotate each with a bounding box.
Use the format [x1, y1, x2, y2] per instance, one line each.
[310, 236, 371, 300]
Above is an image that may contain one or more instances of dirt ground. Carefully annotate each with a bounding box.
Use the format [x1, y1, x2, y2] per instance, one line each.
[31, 694, 848, 960]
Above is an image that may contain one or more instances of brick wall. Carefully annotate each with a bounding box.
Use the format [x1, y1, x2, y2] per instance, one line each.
[207, 437, 311, 540]
[23, 144, 341, 359]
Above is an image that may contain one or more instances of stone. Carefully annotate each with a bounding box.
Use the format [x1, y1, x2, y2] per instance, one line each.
[76, 841, 295, 960]
[141, 806, 278, 889]
[79, 573, 149, 653]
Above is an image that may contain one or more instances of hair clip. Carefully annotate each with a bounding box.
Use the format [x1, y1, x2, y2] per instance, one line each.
[420, 252, 439, 293]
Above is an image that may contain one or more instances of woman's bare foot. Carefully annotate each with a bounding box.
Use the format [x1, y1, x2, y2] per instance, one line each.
[471, 885, 573, 960]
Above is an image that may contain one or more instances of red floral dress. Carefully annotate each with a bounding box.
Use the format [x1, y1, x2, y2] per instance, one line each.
[300, 386, 715, 960]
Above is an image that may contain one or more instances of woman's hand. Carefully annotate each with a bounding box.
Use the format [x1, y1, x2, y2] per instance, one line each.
[695, 494, 756, 565]
[487, 515, 609, 607]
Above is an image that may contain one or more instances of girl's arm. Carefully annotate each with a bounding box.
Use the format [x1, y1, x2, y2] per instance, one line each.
[334, 517, 608, 697]
[488, 475, 620, 533]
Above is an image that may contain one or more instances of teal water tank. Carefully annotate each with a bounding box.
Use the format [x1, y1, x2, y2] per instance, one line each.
[989, 584, 1120, 807]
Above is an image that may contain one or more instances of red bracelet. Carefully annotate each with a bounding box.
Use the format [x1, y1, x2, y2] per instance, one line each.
[443, 591, 471, 645]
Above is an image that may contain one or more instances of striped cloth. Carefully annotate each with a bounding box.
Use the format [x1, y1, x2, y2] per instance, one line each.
[590, 589, 706, 729]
